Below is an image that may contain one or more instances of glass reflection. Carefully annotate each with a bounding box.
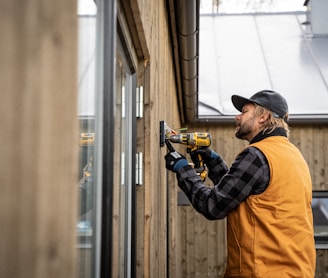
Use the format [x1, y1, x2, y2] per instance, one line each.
[77, 0, 97, 277]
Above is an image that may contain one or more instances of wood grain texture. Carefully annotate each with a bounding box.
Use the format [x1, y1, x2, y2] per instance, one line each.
[0, 1, 78, 277]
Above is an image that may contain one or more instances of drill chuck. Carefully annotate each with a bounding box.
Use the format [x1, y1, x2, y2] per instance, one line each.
[168, 135, 182, 143]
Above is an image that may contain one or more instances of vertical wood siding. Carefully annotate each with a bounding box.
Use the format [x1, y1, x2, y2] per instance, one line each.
[0, 1, 78, 277]
[126, 1, 328, 276]
[130, 0, 182, 276]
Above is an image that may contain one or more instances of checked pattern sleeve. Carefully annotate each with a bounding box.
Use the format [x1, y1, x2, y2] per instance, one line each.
[176, 147, 270, 220]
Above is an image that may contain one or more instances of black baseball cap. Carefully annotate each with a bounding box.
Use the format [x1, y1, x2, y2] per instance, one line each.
[231, 90, 288, 119]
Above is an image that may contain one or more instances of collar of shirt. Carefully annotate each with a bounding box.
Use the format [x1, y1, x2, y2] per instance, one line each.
[250, 127, 287, 144]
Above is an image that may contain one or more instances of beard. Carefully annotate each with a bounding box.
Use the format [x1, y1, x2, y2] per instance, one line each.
[235, 121, 253, 140]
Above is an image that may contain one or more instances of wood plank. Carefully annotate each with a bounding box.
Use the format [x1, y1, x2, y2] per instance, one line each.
[0, 1, 78, 277]
[186, 207, 196, 276]
[312, 126, 326, 189]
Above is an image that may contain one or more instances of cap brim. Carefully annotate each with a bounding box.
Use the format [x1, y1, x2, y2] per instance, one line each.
[231, 95, 254, 112]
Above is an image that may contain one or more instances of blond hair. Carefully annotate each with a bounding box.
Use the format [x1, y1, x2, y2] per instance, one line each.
[253, 104, 290, 137]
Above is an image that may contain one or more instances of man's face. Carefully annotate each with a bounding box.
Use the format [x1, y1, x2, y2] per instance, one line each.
[234, 103, 258, 141]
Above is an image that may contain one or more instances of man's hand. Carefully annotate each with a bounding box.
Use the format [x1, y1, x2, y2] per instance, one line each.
[190, 147, 219, 166]
[165, 151, 188, 172]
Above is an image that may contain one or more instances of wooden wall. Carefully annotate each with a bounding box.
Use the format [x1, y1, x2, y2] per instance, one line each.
[127, 0, 182, 277]
[289, 125, 328, 190]
[123, 1, 328, 277]
[125, 1, 234, 276]
[5, 1, 328, 278]
[0, 1, 78, 277]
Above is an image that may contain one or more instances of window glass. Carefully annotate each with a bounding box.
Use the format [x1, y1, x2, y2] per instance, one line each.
[77, 0, 97, 277]
[198, 0, 328, 122]
[76, 1, 135, 276]
[312, 191, 328, 248]
[200, 0, 305, 14]
[111, 34, 134, 277]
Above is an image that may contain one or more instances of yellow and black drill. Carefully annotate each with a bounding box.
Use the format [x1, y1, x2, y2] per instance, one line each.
[166, 132, 212, 181]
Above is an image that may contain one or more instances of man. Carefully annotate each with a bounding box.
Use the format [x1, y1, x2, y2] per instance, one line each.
[165, 90, 316, 277]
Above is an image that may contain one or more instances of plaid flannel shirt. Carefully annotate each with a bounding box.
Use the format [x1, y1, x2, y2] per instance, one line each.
[176, 130, 287, 220]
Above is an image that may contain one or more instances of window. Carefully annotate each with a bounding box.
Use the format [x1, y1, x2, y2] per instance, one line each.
[77, 1, 137, 276]
[198, 0, 328, 123]
[109, 28, 137, 278]
[77, 0, 99, 277]
[312, 191, 328, 249]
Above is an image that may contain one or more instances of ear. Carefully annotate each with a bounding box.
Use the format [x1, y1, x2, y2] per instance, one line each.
[258, 111, 269, 124]
[259, 116, 265, 123]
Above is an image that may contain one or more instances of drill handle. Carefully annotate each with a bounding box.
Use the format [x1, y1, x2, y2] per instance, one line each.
[188, 147, 204, 170]
[191, 153, 207, 182]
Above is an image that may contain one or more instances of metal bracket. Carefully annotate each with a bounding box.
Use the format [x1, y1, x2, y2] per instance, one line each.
[136, 152, 143, 185]
[136, 86, 144, 118]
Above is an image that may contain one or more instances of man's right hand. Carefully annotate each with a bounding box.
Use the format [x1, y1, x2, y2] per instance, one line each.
[190, 147, 219, 166]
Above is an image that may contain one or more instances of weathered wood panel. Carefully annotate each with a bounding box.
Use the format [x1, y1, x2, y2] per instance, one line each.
[130, 0, 183, 277]
[128, 0, 328, 277]
[0, 1, 78, 277]
[315, 249, 328, 278]
[290, 125, 328, 190]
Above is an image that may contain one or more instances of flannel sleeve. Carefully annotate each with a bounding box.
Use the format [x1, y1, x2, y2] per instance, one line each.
[176, 147, 270, 220]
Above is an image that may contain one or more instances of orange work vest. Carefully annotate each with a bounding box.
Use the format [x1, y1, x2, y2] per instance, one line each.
[224, 136, 316, 278]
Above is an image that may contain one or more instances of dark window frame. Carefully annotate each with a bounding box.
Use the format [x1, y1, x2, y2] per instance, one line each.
[312, 191, 328, 249]
[100, 0, 137, 276]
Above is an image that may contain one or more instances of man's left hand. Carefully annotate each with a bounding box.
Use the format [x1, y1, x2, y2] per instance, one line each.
[165, 151, 188, 172]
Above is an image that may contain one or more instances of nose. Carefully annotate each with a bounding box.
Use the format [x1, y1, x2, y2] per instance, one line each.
[235, 113, 241, 121]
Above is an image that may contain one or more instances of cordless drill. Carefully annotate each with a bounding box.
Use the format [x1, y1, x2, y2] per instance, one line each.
[167, 132, 212, 181]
